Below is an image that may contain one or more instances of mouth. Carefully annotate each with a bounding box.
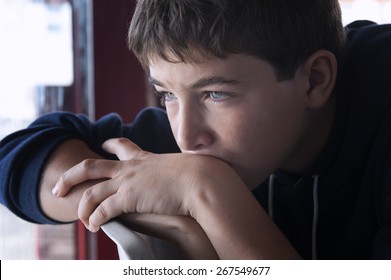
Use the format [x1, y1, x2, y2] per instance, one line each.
[208, 155, 234, 168]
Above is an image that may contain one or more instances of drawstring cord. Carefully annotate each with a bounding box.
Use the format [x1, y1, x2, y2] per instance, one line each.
[267, 173, 320, 260]
[268, 173, 276, 221]
[311, 175, 319, 260]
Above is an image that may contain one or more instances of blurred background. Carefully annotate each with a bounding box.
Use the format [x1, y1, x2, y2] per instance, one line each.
[0, 0, 390, 260]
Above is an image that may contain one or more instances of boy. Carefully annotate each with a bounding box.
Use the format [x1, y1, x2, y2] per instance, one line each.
[1, 0, 391, 259]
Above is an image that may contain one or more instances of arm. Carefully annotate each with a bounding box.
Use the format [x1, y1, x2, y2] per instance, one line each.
[55, 138, 301, 259]
[39, 139, 104, 222]
[0, 108, 178, 224]
[1, 108, 214, 258]
[118, 180, 297, 259]
[190, 164, 300, 259]
[41, 140, 218, 258]
[0, 111, 123, 224]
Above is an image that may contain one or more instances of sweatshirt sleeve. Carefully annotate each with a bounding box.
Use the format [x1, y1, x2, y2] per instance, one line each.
[0, 107, 179, 224]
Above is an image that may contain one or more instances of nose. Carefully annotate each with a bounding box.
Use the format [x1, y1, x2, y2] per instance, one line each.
[173, 104, 214, 153]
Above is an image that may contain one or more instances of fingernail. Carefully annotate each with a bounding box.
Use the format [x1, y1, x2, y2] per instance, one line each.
[88, 225, 98, 233]
[52, 184, 59, 196]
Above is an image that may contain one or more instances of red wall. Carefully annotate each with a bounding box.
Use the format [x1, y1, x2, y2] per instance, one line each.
[94, 0, 147, 123]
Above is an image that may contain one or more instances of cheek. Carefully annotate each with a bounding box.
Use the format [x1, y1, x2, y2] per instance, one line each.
[165, 106, 179, 136]
[228, 99, 306, 167]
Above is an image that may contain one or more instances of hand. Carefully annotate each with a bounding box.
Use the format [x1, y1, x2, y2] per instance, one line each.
[52, 138, 228, 232]
[52, 138, 301, 259]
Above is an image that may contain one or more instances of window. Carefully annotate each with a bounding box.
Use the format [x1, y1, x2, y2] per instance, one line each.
[0, 0, 93, 259]
[339, 0, 391, 25]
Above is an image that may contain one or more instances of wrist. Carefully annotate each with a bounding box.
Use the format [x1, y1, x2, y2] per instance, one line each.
[39, 139, 104, 222]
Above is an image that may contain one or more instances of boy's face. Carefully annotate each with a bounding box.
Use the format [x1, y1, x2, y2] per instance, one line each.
[149, 54, 312, 189]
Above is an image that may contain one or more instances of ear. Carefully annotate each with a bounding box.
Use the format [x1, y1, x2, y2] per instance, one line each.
[300, 50, 337, 109]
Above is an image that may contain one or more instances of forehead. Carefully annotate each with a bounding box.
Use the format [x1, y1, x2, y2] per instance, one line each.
[148, 53, 278, 88]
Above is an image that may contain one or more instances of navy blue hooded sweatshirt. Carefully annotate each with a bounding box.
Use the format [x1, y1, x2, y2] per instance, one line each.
[1, 21, 391, 259]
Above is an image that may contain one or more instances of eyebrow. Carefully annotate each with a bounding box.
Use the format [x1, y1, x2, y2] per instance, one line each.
[148, 76, 243, 89]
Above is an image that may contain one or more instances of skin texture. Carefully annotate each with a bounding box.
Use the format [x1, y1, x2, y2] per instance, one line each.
[42, 51, 337, 259]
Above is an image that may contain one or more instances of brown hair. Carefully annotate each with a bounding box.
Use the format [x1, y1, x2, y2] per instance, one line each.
[128, 0, 346, 80]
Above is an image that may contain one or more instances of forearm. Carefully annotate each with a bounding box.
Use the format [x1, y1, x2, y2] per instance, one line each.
[190, 163, 301, 259]
[39, 139, 105, 222]
[45, 141, 299, 258]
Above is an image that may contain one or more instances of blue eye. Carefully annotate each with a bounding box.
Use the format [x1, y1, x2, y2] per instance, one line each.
[208, 91, 230, 102]
[153, 90, 177, 106]
[163, 92, 177, 102]
[210, 91, 224, 98]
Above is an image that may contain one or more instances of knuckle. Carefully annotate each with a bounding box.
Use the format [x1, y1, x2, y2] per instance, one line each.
[94, 205, 108, 221]
[117, 137, 128, 143]
[58, 173, 68, 186]
[80, 158, 96, 170]
[78, 207, 89, 223]
[113, 137, 129, 145]
[78, 212, 88, 223]
[83, 187, 95, 203]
